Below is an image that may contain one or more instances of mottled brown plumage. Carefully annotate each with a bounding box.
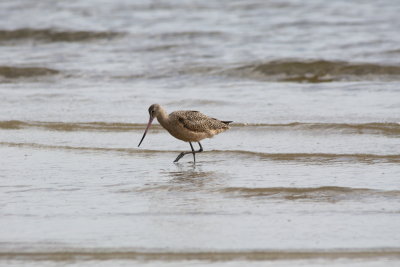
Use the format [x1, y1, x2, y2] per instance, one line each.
[138, 104, 232, 163]
[167, 110, 230, 141]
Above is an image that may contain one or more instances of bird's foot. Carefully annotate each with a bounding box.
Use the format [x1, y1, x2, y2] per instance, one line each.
[173, 152, 185, 163]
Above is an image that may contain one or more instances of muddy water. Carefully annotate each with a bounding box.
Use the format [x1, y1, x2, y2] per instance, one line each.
[1, 0, 400, 266]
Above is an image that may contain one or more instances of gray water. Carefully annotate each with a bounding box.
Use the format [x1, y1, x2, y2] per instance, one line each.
[1, 0, 400, 266]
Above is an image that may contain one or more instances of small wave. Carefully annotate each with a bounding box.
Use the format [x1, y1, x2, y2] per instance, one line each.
[234, 122, 400, 136]
[0, 142, 147, 154]
[220, 186, 400, 201]
[1, 120, 399, 136]
[151, 31, 225, 40]
[0, 142, 181, 155]
[166, 99, 232, 106]
[0, 66, 59, 79]
[118, 185, 200, 194]
[227, 60, 400, 83]
[138, 44, 182, 52]
[6, 187, 80, 193]
[0, 120, 155, 131]
[1, 142, 399, 163]
[221, 150, 400, 163]
[0, 28, 122, 42]
[385, 49, 400, 54]
[0, 248, 399, 261]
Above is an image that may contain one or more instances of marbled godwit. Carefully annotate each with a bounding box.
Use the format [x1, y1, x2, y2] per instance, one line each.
[138, 104, 232, 163]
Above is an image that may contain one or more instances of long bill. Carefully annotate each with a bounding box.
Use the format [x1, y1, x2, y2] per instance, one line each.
[138, 116, 154, 147]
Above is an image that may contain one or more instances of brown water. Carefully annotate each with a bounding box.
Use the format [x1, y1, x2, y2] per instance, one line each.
[1, 0, 400, 266]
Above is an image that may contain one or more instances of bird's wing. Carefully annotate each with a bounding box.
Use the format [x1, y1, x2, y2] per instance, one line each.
[171, 111, 229, 132]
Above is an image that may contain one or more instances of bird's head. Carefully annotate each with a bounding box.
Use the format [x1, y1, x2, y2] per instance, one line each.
[148, 103, 161, 120]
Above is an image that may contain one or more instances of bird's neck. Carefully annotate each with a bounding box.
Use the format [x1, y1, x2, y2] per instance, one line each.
[156, 108, 169, 128]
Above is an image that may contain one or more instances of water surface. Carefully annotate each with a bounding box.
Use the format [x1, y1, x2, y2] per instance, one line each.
[1, 0, 400, 266]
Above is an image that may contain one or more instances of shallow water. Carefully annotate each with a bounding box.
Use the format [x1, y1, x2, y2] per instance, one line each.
[1, 0, 400, 266]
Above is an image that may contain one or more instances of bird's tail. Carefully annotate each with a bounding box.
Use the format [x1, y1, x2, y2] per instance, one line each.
[222, 121, 233, 125]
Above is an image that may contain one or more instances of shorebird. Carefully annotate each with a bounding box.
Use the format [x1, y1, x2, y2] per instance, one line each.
[138, 104, 232, 163]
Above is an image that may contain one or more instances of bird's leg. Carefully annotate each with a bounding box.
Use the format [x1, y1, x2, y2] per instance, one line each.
[173, 152, 185, 163]
[197, 142, 203, 152]
[173, 142, 195, 163]
[173, 142, 202, 163]
[189, 142, 196, 162]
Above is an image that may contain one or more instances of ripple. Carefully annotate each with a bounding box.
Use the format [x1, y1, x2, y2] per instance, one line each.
[1, 121, 399, 136]
[0, 28, 123, 43]
[1, 142, 399, 164]
[220, 186, 400, 202]
[0, 66, 59, 79]
[226, 60, 400, 83]
[0, 248, 399, 261]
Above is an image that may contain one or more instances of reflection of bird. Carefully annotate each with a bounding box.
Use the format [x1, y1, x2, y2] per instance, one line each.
[138, 104, 232, 163]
